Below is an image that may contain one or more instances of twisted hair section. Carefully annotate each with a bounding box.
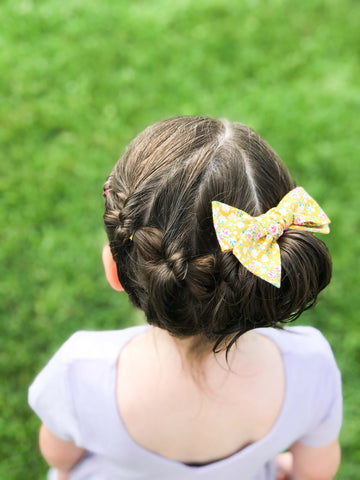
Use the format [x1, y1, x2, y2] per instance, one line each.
[104, 116, 332, 354]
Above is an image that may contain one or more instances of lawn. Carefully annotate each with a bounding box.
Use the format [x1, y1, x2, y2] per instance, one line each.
[1, 0, 359, 478]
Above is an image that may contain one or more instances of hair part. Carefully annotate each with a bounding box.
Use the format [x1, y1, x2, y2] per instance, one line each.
[103, 116, 332, 357]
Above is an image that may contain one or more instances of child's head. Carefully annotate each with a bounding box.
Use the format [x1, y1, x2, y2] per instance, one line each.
[103, 116, 331, 351]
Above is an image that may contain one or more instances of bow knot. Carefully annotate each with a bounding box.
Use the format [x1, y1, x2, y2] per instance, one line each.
[212, 187, 330, 288]
[255, 208, 290, 242]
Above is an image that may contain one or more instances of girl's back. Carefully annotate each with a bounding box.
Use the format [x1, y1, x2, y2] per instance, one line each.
[116, 327, 285, 465]
[29, 323, 341, 479]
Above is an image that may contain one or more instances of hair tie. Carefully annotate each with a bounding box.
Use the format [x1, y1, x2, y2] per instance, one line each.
[212, 187, 330, 288]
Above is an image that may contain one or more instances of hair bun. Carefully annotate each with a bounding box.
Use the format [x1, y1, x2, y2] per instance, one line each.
[278, 229, 332, 310]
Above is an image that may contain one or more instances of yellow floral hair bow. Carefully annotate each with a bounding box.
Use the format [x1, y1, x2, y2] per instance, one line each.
[212, 187, 330, 288]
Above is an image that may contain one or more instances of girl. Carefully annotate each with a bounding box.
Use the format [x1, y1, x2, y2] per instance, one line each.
[29, 116, 342, 480]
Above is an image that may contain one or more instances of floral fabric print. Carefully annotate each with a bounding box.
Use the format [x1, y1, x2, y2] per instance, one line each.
[212, 187, 330, 288]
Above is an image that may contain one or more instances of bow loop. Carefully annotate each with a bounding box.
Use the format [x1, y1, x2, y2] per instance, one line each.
[212, 187, 330, 288]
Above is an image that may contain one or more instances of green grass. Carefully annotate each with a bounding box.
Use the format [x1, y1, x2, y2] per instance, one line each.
[1, 0, 359, 477]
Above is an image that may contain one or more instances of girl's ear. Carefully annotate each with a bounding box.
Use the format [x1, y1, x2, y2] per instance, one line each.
[102, 244, 124, 291]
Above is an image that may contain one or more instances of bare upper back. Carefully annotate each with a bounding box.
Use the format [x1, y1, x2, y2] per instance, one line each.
[116, 327, 285, 466]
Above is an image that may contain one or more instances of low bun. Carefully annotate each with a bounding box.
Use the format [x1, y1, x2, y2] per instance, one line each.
[277, 229, 332, 321]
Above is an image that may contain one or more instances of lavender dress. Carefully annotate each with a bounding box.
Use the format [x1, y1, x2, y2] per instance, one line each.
[29, 325, 342, 480]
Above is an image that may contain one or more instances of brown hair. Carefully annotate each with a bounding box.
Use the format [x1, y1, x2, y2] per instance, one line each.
[103, 116, 331, 354]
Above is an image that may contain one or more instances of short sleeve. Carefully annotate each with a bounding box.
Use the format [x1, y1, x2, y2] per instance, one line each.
[298, 353, 343, 447]
[28, 334, 80, 442]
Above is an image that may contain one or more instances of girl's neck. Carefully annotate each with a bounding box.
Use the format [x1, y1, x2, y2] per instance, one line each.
[146, 326, 260, 375]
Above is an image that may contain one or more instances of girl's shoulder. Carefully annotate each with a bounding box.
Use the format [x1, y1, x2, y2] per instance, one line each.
[256, 325, 337, 363]
[255, 326, 341, 399]
[257, 326, 341, 416]
[28, 325, 150, 444]
[56, 325, 150, 362]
